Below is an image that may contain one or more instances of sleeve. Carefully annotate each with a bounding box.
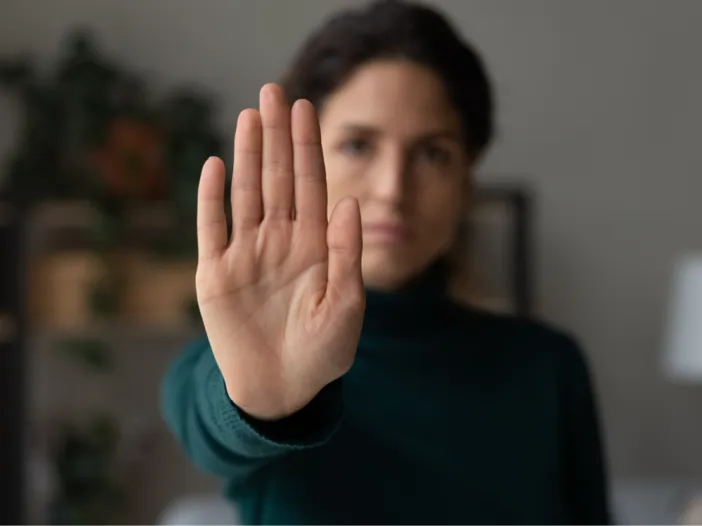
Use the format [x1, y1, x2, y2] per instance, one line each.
[560, 338, 613, 525]
[160, 336, 344, 484]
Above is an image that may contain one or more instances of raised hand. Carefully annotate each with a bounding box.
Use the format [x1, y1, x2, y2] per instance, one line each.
[195, 84, 365, 420]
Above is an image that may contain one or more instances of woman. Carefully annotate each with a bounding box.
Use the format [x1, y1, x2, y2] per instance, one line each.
[161, 0, 611, 523]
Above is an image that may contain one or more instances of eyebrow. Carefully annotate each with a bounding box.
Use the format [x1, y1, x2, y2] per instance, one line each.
[339, 123, 461, 142]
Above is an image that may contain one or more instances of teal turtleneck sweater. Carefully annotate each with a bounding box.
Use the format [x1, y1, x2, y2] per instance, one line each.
[161, 263, 611, 524]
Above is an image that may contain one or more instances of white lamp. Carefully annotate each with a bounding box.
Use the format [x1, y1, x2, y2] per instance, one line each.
[663, 253, 702, 382]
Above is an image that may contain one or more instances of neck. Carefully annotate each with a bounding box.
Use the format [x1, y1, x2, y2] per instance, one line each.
[360, 259, 453, 342]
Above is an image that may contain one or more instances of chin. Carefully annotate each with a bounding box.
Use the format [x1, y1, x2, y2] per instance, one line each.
[361, 249, 425, 291]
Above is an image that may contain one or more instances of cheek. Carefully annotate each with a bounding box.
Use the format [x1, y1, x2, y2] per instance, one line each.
[417, 184, 463, 242]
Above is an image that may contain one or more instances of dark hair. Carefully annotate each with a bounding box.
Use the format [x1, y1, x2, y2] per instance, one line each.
[281, 0, 494, 159]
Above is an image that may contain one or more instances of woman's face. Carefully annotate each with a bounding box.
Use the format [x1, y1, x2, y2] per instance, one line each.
[319, 60, 473, 291]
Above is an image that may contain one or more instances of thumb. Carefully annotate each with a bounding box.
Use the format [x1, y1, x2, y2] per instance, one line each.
[326, 196, 363, 300]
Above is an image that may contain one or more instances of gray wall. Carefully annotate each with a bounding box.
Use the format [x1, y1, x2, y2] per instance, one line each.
[2, 0, 702, 486]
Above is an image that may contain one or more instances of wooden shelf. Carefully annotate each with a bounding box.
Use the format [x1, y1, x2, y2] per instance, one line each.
[28, 200, 178, 230]
[29, 322, 203, 343]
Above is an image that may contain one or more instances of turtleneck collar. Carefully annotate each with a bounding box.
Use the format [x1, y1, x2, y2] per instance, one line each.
[360, 258, 454, 342]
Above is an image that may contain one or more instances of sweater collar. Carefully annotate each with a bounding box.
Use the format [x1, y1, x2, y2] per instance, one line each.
[360, 258, 453, 342]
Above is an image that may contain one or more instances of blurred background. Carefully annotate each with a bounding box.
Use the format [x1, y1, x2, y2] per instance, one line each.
[1, 0, 702, 524]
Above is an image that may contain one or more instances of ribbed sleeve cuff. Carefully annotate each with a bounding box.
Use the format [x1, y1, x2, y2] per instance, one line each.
[195, 353, 343, 458]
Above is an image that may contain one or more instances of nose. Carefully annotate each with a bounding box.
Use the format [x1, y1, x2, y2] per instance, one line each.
[369, 148, 411, 205]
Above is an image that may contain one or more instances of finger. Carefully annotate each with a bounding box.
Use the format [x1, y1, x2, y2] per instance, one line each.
[260, 83, 293, 221]
[197, 156, 228, 261]
[326, 197, 363, 299]
[232, 108, 263, 233]
[292, 99, 328, 227]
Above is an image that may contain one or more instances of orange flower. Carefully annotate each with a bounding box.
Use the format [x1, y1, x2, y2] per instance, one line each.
[91, 117, 166, 199]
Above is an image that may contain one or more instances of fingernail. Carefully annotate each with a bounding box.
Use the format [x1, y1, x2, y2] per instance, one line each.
[260, 84, 273, 103]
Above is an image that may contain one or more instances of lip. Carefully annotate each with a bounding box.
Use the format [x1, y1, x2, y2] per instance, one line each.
[362, 222, 411, 243]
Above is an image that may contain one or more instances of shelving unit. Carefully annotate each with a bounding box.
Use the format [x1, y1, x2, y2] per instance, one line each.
[1, 194, 217, 525]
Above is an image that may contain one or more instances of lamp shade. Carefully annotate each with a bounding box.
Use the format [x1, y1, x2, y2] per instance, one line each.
[663, 253, 702, 382]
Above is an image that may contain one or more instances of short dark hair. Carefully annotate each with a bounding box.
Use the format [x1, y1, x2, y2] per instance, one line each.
[281, 0, 494, 159]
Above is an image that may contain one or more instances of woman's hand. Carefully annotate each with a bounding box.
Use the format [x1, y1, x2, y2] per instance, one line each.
[195, 84, 365, 420]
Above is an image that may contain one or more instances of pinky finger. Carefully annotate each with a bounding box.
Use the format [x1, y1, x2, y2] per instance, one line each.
[197, 157, 228, 261]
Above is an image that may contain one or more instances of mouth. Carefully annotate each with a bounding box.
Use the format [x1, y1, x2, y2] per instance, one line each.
[362, 222, 412, 244]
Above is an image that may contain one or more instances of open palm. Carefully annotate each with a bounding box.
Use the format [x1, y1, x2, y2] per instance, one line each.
[195, 84, 365, 420]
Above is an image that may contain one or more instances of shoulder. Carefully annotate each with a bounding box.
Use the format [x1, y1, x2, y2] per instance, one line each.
[448, 302, 592, 380]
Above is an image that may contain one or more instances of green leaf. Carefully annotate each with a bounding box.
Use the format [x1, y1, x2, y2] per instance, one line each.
[89, 280, 121, 318]
[57, 338, 113, 372]
[186, 297, 203, 326]
[90, 413, 120, 452]
[0, 58, 34, 89]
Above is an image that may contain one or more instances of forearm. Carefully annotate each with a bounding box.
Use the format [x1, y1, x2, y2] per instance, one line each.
[160, 337, 343, 482]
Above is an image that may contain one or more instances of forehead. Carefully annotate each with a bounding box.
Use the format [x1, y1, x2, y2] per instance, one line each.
[319, 60, 461, 137]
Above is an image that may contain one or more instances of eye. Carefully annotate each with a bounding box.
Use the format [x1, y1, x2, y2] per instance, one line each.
[340, 137, 373, 157]
[417, 144, 451, 166]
